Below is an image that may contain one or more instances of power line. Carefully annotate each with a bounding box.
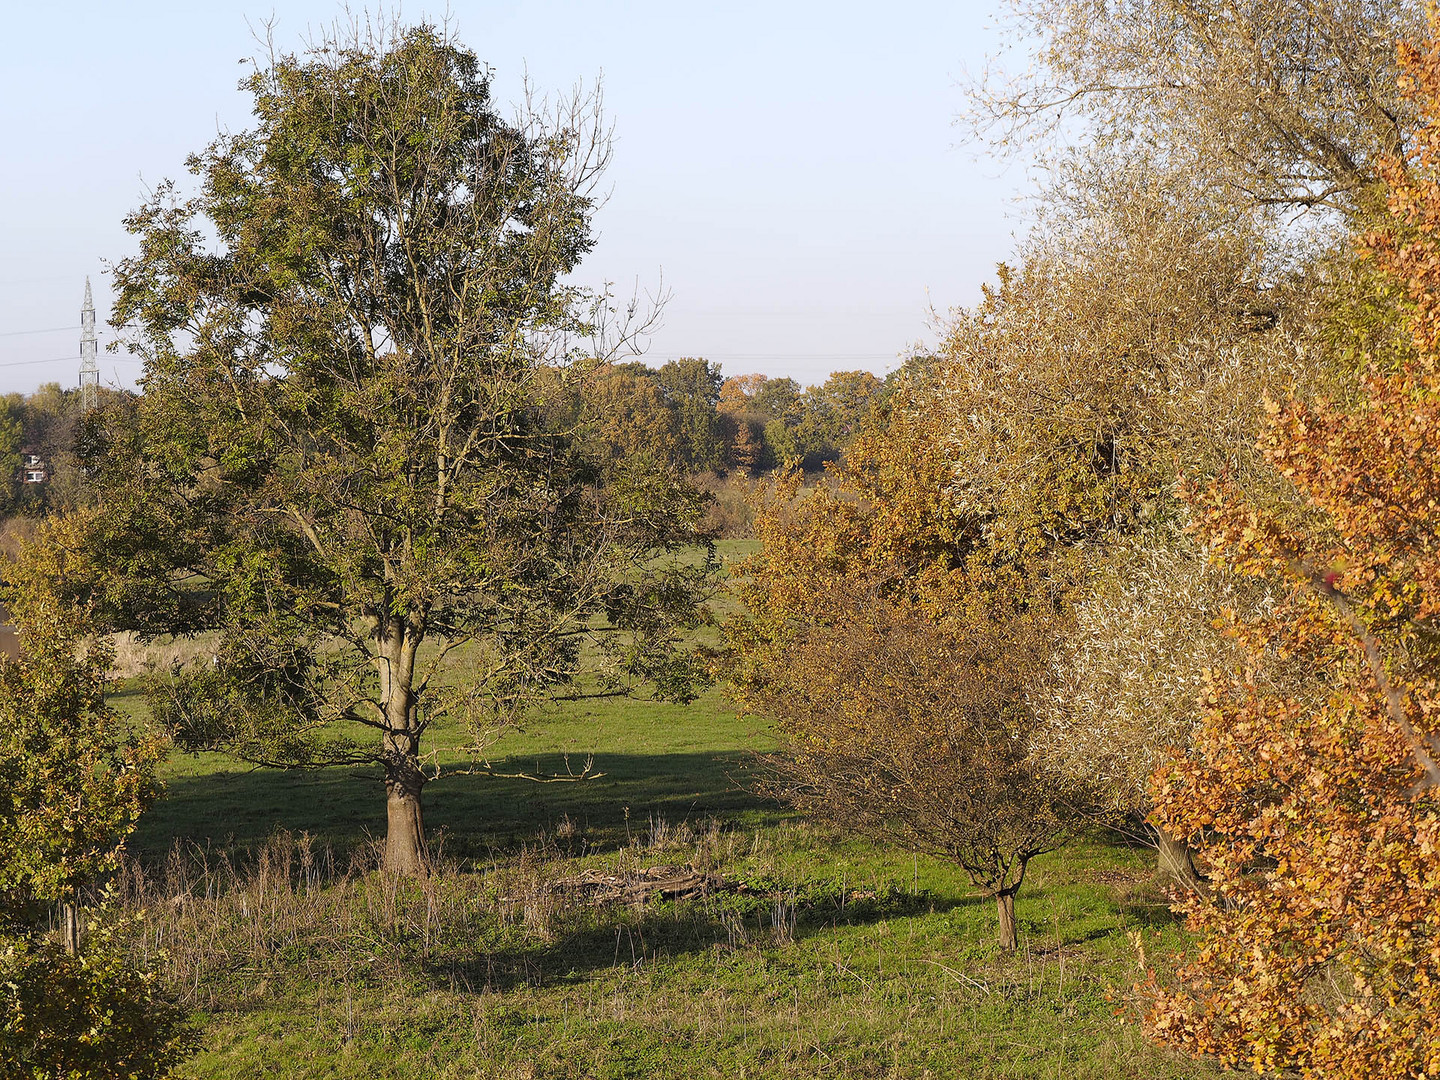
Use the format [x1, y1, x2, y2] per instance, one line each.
[0, 274, 85, 287]
[0, 356, 86, 369]
[0, 355, 141, 369]
[651, 353, 902, 361]
[0, 322, 130, 339]
[0, 325, 81, 338]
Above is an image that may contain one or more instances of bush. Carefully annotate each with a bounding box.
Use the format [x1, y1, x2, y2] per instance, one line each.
[1, 931, 194, 1079]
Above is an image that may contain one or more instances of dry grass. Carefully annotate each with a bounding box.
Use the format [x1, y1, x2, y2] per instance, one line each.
[693, 472, 757, 539]
[110, 632, 221, 680]
[107, 822, 1218, 1080]
[112, 816, 811, 1012]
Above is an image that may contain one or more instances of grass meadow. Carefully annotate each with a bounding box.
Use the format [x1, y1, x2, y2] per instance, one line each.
[112, 542, 1221, 1079]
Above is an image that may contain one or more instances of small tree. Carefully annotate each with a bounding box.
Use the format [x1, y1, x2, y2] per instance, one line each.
[740, 583, 1070, 950]
[727, 380, 1074, 949]
[0, 573, 188, 1077]
[0, 590, 162, 952]
[64, 22, 711, 875]
[751, 377, 803, 426]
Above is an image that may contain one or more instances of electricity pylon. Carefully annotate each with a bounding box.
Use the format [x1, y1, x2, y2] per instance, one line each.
[79, 277, 99, 412]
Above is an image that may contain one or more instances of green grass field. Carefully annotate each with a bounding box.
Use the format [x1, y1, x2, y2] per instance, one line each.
[115, 541, 1220, 1079]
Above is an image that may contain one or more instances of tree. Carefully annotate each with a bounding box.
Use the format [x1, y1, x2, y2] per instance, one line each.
[717, 373, 767, 415]
[717, 374, 774, 473]
[1144, 21, 1440, 1070]
[577, 364, 682, 469]
[927, 170, 1323, 885]
[935, 171, 1304, 559]
[968, 0, 1420, 216]
[950, 0, 1438, 899]
[760, 419, 799, 469]
[1, 936, 191, 1080]
[723, 375, 803, 471]
[0, 561, 188, 1078]
[716, 371, 884, 474]
[1031, 536, 1267, 889]
[726, 378, 1075, 949]
[743, 583, 1070, 951]
[724, 416, 767, 475]
[63, 22, 710, 876]
[1147, 371, 1440, 1078]
[789, 371, 883, 470]
[655, 358, 726, 472]
[0, 585, 163, 950]
[751, 376, 802, 425]
[0, 397, 22, 516]
[0, 384, 89, 519]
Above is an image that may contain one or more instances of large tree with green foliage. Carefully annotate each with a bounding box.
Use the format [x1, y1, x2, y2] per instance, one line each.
[62, 22, 710, 875]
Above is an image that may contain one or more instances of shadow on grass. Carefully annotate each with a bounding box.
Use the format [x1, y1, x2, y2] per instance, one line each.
[1115, 897, 1183, 929]
[133, 751, 785, 864]
[418, 889, 980, 995]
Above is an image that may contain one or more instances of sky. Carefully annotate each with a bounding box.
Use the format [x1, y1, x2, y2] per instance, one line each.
[0, 0, 1032, 396]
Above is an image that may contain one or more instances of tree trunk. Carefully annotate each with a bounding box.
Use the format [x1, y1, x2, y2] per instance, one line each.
[1155, 827, 1206, 895]
[995, 888, 1018, 951]
[378, 615, 429, 876]
[60, 898, 82, 954]
[382, 722, 430, 875]
[384, 767, 430, 875]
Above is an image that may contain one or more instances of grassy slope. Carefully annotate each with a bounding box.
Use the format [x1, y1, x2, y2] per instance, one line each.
[119, 541, 1218, 1079]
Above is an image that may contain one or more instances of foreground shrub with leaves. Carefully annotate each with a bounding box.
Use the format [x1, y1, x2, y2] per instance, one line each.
[2, 929, 191, 1080]
[0, 588, 191, 1077]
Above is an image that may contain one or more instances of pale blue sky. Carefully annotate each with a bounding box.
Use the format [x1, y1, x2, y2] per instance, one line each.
[0, 1, 1029, 394]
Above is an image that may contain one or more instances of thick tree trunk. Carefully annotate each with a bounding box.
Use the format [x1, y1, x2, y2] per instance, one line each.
[377, 613, 430, 876]
[995, 888, 1018, 951]
[1155, 827, 1206, 895]
[384, 768, 429, 875]
[382, 724, 430, 875]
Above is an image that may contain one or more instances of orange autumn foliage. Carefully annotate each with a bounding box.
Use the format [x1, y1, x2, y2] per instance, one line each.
[1145, 15, 1440, 1076]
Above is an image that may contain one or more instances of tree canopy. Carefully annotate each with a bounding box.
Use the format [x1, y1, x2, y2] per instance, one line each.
[969, 0, 1420, 215]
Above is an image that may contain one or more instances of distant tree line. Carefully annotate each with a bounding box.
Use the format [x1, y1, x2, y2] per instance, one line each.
[559, 358, 897, 478]
[0, 362, 894, 533]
